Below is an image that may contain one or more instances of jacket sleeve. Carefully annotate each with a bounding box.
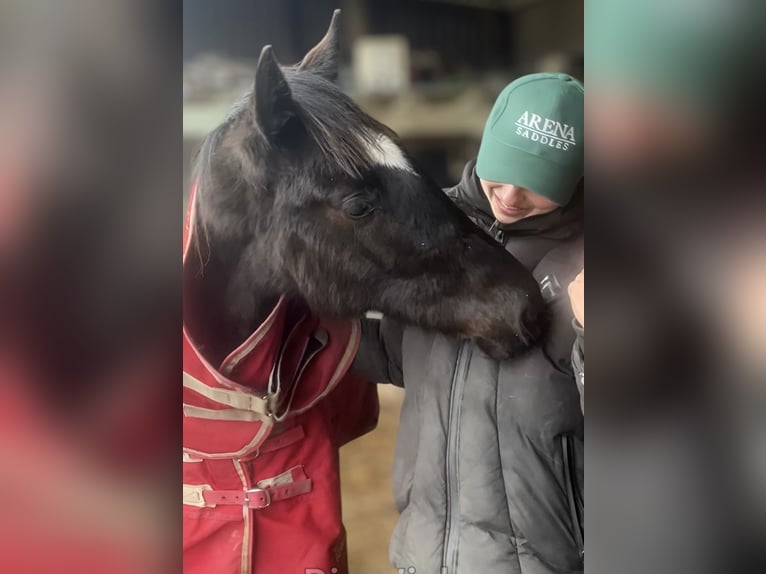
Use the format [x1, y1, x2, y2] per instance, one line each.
[571, 319, 584, 413]
[352, 317, 405, 387]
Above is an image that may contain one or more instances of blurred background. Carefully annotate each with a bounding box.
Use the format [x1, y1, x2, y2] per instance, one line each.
[183, 1, 581, 572]
[183, 0, 583, 195]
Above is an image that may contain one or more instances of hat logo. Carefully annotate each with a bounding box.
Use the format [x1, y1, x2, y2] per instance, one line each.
[515, 111, 576, 151]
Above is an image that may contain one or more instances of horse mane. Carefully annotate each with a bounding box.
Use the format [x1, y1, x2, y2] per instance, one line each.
[189, 119, 225, 268]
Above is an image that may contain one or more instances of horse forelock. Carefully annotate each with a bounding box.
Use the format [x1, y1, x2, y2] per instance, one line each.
[286, 71, 415, 178]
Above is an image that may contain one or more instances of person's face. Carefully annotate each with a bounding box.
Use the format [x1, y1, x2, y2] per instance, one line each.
[480, 179, 560, 224]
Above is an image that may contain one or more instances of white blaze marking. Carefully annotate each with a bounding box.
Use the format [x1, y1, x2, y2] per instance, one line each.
[364, 132, 415, 173]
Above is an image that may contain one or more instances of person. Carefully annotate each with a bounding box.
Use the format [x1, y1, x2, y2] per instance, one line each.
[354, 73, 585, 574]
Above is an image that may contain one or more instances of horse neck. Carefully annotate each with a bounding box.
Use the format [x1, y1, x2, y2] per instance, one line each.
[187, 230, 281, 365]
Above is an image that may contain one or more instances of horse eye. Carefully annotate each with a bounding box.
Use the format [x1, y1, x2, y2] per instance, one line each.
[342, 198, 375, 219]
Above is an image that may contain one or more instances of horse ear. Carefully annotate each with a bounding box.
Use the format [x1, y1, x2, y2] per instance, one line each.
[254, 45, 297, 141]
[297, 9, 341, 81]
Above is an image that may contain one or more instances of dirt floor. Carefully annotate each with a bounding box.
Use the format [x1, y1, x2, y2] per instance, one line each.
[340, 384, 405, 574]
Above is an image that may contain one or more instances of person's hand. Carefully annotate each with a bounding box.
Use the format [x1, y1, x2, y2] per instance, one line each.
[568, 269, 584, 326]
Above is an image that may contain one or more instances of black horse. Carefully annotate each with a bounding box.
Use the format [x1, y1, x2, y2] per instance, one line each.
[186, 10, 546, 363]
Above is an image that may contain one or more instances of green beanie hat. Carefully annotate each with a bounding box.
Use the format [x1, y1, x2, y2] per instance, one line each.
[476, 73, 584, 206]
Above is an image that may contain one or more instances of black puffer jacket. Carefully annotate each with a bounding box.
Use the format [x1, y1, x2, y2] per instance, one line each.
[354, 160, 584, 574]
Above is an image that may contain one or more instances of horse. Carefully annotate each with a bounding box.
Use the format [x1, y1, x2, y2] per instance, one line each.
[185, 9, 546, 363]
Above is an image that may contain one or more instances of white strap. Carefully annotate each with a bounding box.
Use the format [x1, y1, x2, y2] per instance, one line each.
[183, 372, 272, 415]
[183, 484, 212, 508]
[183, 403, 268, 422]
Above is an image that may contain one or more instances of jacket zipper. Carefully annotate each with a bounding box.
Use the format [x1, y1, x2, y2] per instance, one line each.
[442, 342, 472, 574]
[487, 220, 505, 244]
[561, 435, 584, 557]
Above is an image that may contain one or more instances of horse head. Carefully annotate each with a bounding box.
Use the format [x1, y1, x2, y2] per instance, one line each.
[191, 10, 546, 360]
